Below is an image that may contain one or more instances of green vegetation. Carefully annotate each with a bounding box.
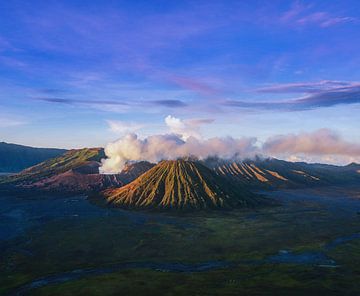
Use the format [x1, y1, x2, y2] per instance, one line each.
[0, 148, 104, 185]
[27, 265, 360, 296]
[1, 187, 359, 295]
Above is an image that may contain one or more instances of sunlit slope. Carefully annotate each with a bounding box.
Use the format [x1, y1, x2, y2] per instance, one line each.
[22, 161, 154, 193]
[207, 158, 360, 188]
[1, 148, 105, 185]
[0, 148, 154, 193]
[102, 160, 268, 210]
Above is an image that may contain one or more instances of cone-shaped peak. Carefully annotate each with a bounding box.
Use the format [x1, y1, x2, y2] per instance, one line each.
[101, 160, 267, 210]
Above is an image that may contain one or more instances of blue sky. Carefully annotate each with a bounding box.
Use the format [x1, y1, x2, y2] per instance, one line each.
[0, 0, 359, 161]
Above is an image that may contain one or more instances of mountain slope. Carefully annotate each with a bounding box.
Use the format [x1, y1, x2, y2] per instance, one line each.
[102, 160, 268, 210]
[2, 148, 105, 185]
[1, 148, 154, 193]
[0, 142, 67, 172]
[22, 161, 155, 193]
[206, 157, 360, 189]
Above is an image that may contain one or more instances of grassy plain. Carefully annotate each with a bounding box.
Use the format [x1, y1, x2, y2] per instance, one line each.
[1, 187, 359, 295]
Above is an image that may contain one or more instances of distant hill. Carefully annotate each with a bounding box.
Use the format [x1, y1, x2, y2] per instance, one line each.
[0, 142, 67, 172]
[101, 160, 269, 210]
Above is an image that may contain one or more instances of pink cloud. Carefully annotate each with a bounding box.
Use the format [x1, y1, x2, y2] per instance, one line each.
[131, 59, 221, 97]
[296, 12, 356, 28]
[263, 129, 360, 157]
[256, 80, 357, 94]
[280, 1, 309, 22]
[320, 16, 357, 28]
[165, 75, 220, 97]
[280, 1, 356, 28]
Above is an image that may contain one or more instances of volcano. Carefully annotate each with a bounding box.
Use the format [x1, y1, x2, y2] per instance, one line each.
[0, 148, 154, 194]
[101, 160, 268, 210]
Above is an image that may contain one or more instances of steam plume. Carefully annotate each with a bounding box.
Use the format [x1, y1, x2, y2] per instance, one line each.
[100, 133, 258, 174]
[100, 116, 360, 173]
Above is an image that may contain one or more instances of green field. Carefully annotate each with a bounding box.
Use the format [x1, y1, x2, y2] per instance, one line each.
[1, 187, 359, 295]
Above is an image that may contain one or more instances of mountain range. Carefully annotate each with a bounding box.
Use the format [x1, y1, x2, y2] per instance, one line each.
[205, 157, 360, 189]
[1, 143, 359, 210]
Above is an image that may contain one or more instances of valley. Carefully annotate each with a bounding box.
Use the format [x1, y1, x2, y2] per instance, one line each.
[1, 186, 359, 295]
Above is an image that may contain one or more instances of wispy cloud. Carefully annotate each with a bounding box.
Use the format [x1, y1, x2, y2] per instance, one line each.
[130, 59, 222, 98]
[0, 36, 9, 48]
[225, 81, 360, 111]
[297, 13, 356, 28]
[0, 116, 27, 128]
[35, 97, 188, 109]
[164, 74, 220, 97]
[256, 80, 352, 94]
[106, 120, 143, 135]
[150, 100, 187, 108]
[187, 118, 215, 125]
[35, 97, 128, 106]
[38, 88, 66, 94]
[16, 2, 227, 57]
[280, 1, 357, 28]
[0, 56, 27, 69]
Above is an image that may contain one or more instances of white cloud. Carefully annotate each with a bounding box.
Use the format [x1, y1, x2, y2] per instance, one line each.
[164, 115, 213, 140]
[106, 120, 143, 134]
[0, 117, 27, 128]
